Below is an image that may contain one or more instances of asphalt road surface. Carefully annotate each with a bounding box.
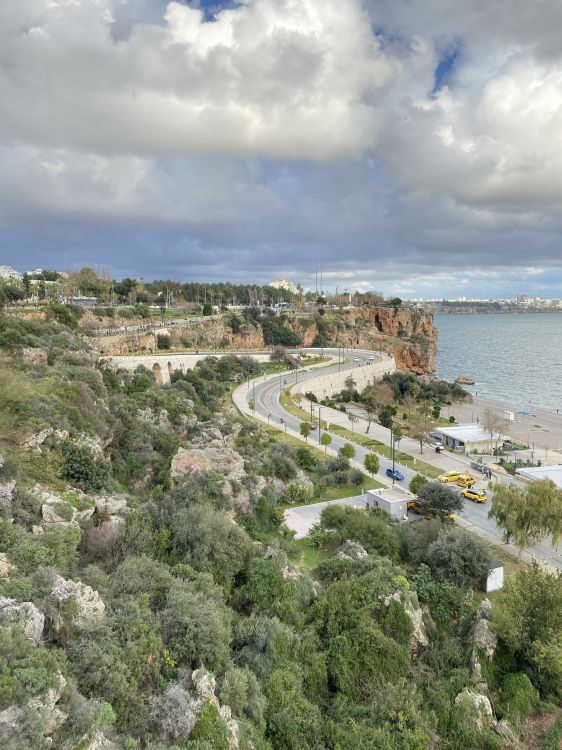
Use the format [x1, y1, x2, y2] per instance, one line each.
[240, 348, 562, 570]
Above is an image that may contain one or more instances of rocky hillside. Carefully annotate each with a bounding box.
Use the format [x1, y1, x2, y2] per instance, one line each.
[0, 312, 559, 750]
[92, 306, 438, 373]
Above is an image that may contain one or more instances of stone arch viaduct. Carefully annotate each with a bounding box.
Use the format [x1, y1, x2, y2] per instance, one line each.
[101, 351, 276, 385]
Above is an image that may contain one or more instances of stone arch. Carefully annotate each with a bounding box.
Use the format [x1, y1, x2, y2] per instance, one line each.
[153, 363, 164, 385]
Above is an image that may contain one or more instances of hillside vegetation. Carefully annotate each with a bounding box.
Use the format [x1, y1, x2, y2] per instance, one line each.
[0, 314, 560, 750]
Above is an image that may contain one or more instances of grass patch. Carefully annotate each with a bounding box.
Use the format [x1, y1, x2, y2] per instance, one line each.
[289, 538, 339, 571]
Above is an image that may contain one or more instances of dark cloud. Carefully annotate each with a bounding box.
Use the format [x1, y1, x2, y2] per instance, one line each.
[1, 0, 562, 297]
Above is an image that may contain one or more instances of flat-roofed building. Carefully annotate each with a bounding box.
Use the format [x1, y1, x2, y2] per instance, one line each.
[433, 424, 506, 453]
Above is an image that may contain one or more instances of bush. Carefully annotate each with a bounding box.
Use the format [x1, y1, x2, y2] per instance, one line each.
[157, 334, 171, 350]
[500, 672, 539, 724]
[425, 527, 491, 588]
[60, 442, 110, 492]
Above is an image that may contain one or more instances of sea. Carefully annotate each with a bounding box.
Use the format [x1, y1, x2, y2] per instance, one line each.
[435, 312, 562, 413]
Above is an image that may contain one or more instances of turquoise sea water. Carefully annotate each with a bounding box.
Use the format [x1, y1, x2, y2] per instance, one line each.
[435, 313, 562, 412]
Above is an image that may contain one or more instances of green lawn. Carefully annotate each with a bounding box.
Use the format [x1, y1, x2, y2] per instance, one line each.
[289, 538, 339, 571]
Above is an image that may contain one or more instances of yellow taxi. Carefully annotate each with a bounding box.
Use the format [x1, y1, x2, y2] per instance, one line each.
[461, 487, 487, 503]
[438, 470, 463, 483]
[455, 474, 476, 488]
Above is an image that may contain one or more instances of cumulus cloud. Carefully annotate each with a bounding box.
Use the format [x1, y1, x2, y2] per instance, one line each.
[2, 0, 562, 295]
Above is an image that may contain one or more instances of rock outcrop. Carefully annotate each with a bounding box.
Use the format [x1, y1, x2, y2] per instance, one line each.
[0, 597, 44, 645]
[0, 671, 68, 740]
[49, 574, 105, 631]
[454, 689, 494, 731]
[171, 446, 246, 482]
[384, 590, 429, 650]
[337, 540, 369, 560]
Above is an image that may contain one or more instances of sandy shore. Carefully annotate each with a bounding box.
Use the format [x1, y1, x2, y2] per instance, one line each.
[444, 394, 562, 463]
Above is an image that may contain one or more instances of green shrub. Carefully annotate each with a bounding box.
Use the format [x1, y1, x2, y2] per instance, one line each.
[60, 442, 110, 492]
[500, 672, 539, 724]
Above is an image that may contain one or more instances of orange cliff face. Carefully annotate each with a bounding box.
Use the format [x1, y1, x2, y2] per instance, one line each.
[89, 306, 438, 373]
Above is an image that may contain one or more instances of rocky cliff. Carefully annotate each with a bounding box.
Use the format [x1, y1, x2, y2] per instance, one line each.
[93, 306, 438, 373]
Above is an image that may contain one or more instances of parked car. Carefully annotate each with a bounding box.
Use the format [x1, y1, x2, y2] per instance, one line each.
[353, 357, 360, 362]
[438, 470, 463, 483]
[462, 487, 487, 503]
[455, 474, 476, 488]
[386, 467, 405, 481]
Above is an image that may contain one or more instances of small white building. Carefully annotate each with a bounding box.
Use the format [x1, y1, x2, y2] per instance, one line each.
[516, 465, 562, 489]
[485, 561, 504, 593]
[367, 487, 409, 520]
[433, 424, 505, 453]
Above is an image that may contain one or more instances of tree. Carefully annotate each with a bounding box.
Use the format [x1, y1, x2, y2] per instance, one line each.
[493, 564, 562, 696]
[320, 432, 332, 453]
[489, 479, 562, 554]
[364, 453, 380, 478]
[347, 413, 358, 432]
[481, 409, 508, 454]
[300, 422, 311, 442]
[202, 302, 213, 316]
[339, 443, 356, 460]
[409, 422, 430, 454]
[362, 390, 377, 434]
[416, 481, 463, 521]
[425, 527, 492, 587]
[409, 473, 429, 497]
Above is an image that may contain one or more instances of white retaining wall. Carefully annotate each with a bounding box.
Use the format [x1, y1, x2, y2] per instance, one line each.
[292, 353, 396, 400]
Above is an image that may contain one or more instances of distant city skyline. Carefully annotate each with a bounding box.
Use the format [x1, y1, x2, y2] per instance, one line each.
[2, 1, 562, 298]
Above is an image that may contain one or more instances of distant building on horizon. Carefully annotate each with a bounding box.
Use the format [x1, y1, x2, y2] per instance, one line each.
[269, 278, 296, 294]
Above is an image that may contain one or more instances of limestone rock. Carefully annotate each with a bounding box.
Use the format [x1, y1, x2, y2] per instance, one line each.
[79, 730, 117, 750]
[469, 649, 482, 682]
[50, 575, 105, 630]
[494, 719, 520, 746]
[0, 597, 44, 645]
[384, 590, 429, 650]
[454, 689, 494, 731]
[41, 501, 77, 529]
[192, 669, 219, 707]
[337, 540, 369, 560]
[52, 429, 70, 442]
[0, 705, 24, 728]
[21, 428, 53, 452]
[171, 446, 246, 482]
[0, 553, 13, 578]
[95, 495, 128, 516]
[74, 433, 105, 457]
[27, 673, 68, 736]
[476, 598, 493, 620]
[0, 480, 15, 514]
[191, 670, 239, 750]
[472, 618, 498, 658]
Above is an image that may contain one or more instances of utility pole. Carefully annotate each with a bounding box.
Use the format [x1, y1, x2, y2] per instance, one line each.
[320, 241, 323, 296]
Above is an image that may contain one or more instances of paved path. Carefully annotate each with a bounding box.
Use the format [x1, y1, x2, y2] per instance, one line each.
[232, 348, 562, 571]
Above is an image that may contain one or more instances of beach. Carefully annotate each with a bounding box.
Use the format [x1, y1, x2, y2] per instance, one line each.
[445, 394, 562, 464]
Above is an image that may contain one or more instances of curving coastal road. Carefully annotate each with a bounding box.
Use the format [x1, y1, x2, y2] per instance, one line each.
[232, 348, 562, 571]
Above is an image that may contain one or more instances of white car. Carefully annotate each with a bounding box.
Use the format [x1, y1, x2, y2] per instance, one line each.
[353, 357, 360, 362]
[368, 355, 375, 360]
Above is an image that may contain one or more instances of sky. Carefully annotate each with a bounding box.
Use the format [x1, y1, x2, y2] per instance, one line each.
[2, 0, 562, 298]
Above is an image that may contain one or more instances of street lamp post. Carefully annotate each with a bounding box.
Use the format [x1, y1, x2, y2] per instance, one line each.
[391, 421, 396, 484]
[318, 406, 322, 444]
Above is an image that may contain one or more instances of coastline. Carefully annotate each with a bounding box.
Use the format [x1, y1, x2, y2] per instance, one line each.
[443, 392, 562, 463]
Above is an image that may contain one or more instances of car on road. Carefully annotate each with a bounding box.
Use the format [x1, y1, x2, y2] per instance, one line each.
[455, 474, 476, 488]
[368, 355, 375, 360]
[438, 470, 463, 483]
[386, 467, 405, 481]
[353, 357, 360, 362]
[462, 487, 487, 503]
[308, 423, 318, 430]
